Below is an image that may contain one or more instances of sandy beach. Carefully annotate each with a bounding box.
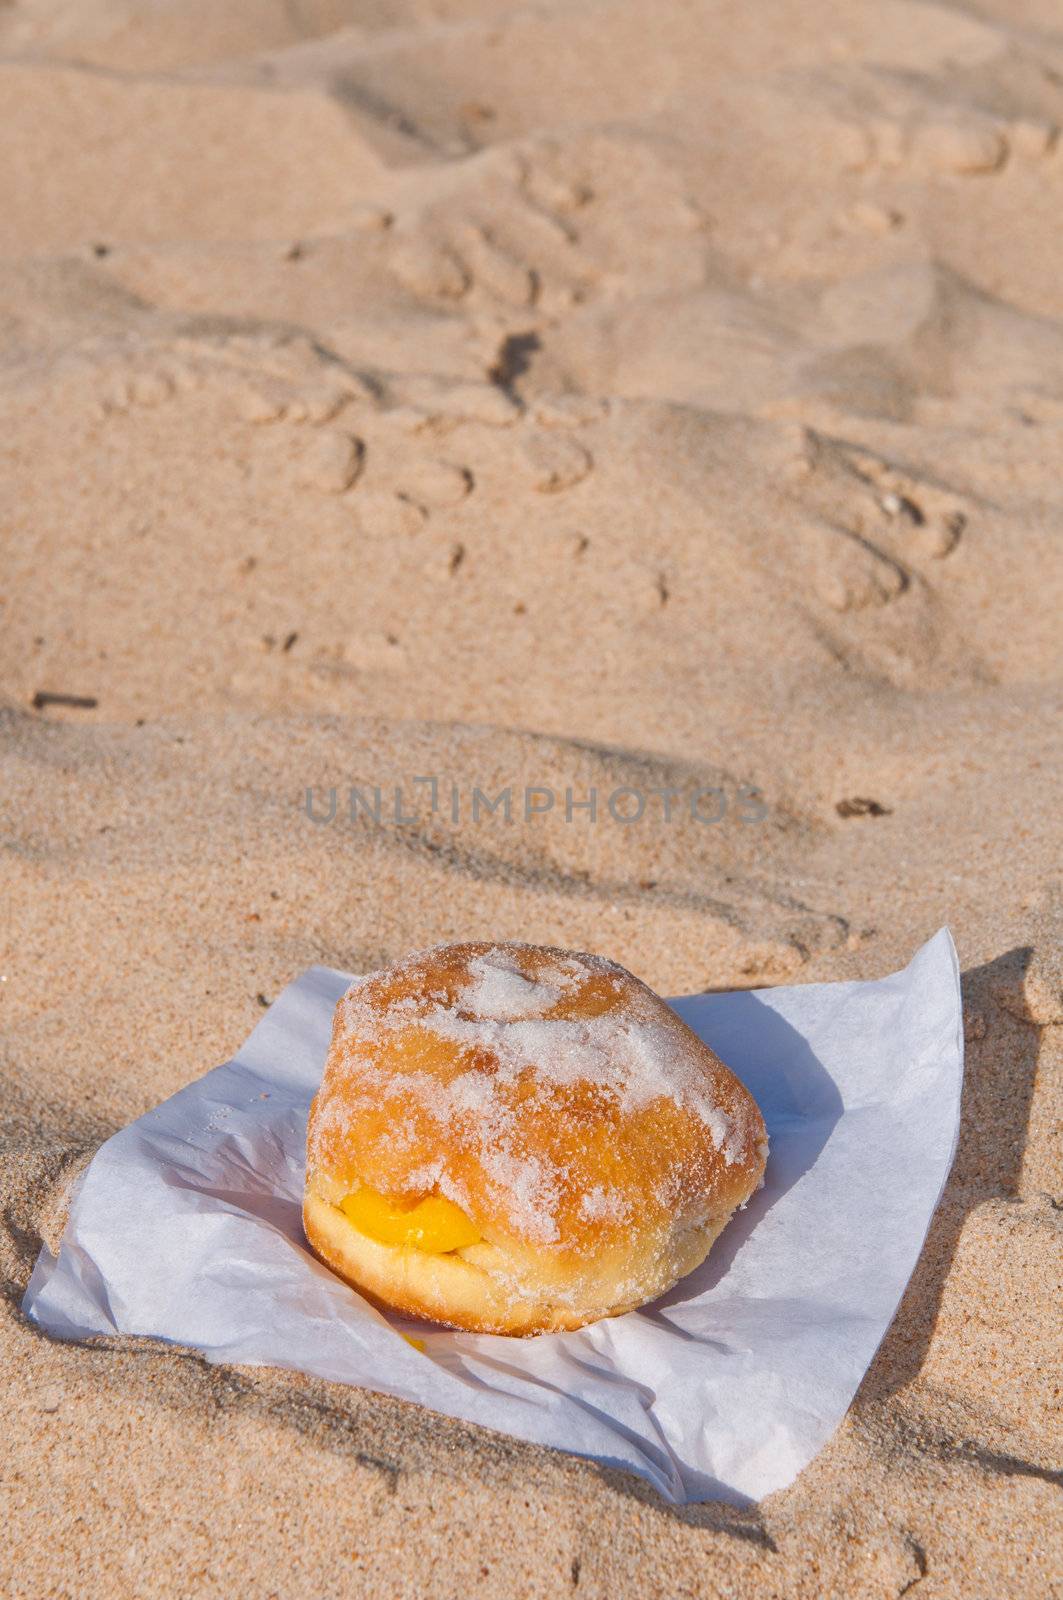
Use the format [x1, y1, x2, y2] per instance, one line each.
[2, 0, 1061, 1593]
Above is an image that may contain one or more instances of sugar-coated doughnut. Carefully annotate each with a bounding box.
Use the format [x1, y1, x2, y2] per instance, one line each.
[304, 942, 768, 1335]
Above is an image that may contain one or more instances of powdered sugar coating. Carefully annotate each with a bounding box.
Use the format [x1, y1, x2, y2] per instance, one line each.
[420, 1007, 735, 1156]
[459, 949, 573, 1021]
[579, 1184, 633, 1224]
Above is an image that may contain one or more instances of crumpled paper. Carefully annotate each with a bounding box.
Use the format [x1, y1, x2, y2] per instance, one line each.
[23, 930, 963, 1505]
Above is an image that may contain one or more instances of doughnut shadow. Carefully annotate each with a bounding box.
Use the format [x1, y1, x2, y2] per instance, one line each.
[652, 989, 844, 1310]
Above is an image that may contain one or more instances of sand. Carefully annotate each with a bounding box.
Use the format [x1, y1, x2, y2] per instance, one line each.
[1, 0, 1061, 1593]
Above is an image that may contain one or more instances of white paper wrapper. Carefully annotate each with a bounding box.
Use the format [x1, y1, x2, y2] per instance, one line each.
[23, 930, 963, 1505]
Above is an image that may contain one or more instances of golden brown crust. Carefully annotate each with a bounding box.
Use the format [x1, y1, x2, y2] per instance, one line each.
[303, 1188, 737, 1335]
[304, 942, 767, 1334]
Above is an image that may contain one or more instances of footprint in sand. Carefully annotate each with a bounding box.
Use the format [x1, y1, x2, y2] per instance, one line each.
[83, 330, 376, 436]
[295, 430, 364, 494]
[454, 224, 538, 308]
[779, 427, 967, 608]
[397, 458, 474, 509]
[909, 116, 1009, 175]
[805, 521, 907, 613]
[388, 375, 522, 429]
[383, 148, 597, 318]
[353, 493, 426, 538]
[855, 107, 1056, 177]
[175, 336, 494, 525]
[220, 338, 376, 426]
[388, 233, 471, 302]
[92, 353, 180, 415]
[170, 336, 377, 496]
[90, 329, 376, 429]
[204, 333, 600, 560]
[532, 393, 609, 428]
[840, 445, 969, 563]
[520, 431, 594, 493]
[877, 491, 965, 561]
[315, 379, 488, 536]
[351, 456, 473, 541]
[384, 133, 707, 330]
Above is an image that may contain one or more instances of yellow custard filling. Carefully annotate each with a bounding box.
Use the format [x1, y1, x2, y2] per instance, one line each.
[339, 1187, 481, 1253]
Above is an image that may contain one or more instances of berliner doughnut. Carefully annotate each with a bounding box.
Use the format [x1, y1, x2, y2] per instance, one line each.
[304, 942, 767, 1335]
